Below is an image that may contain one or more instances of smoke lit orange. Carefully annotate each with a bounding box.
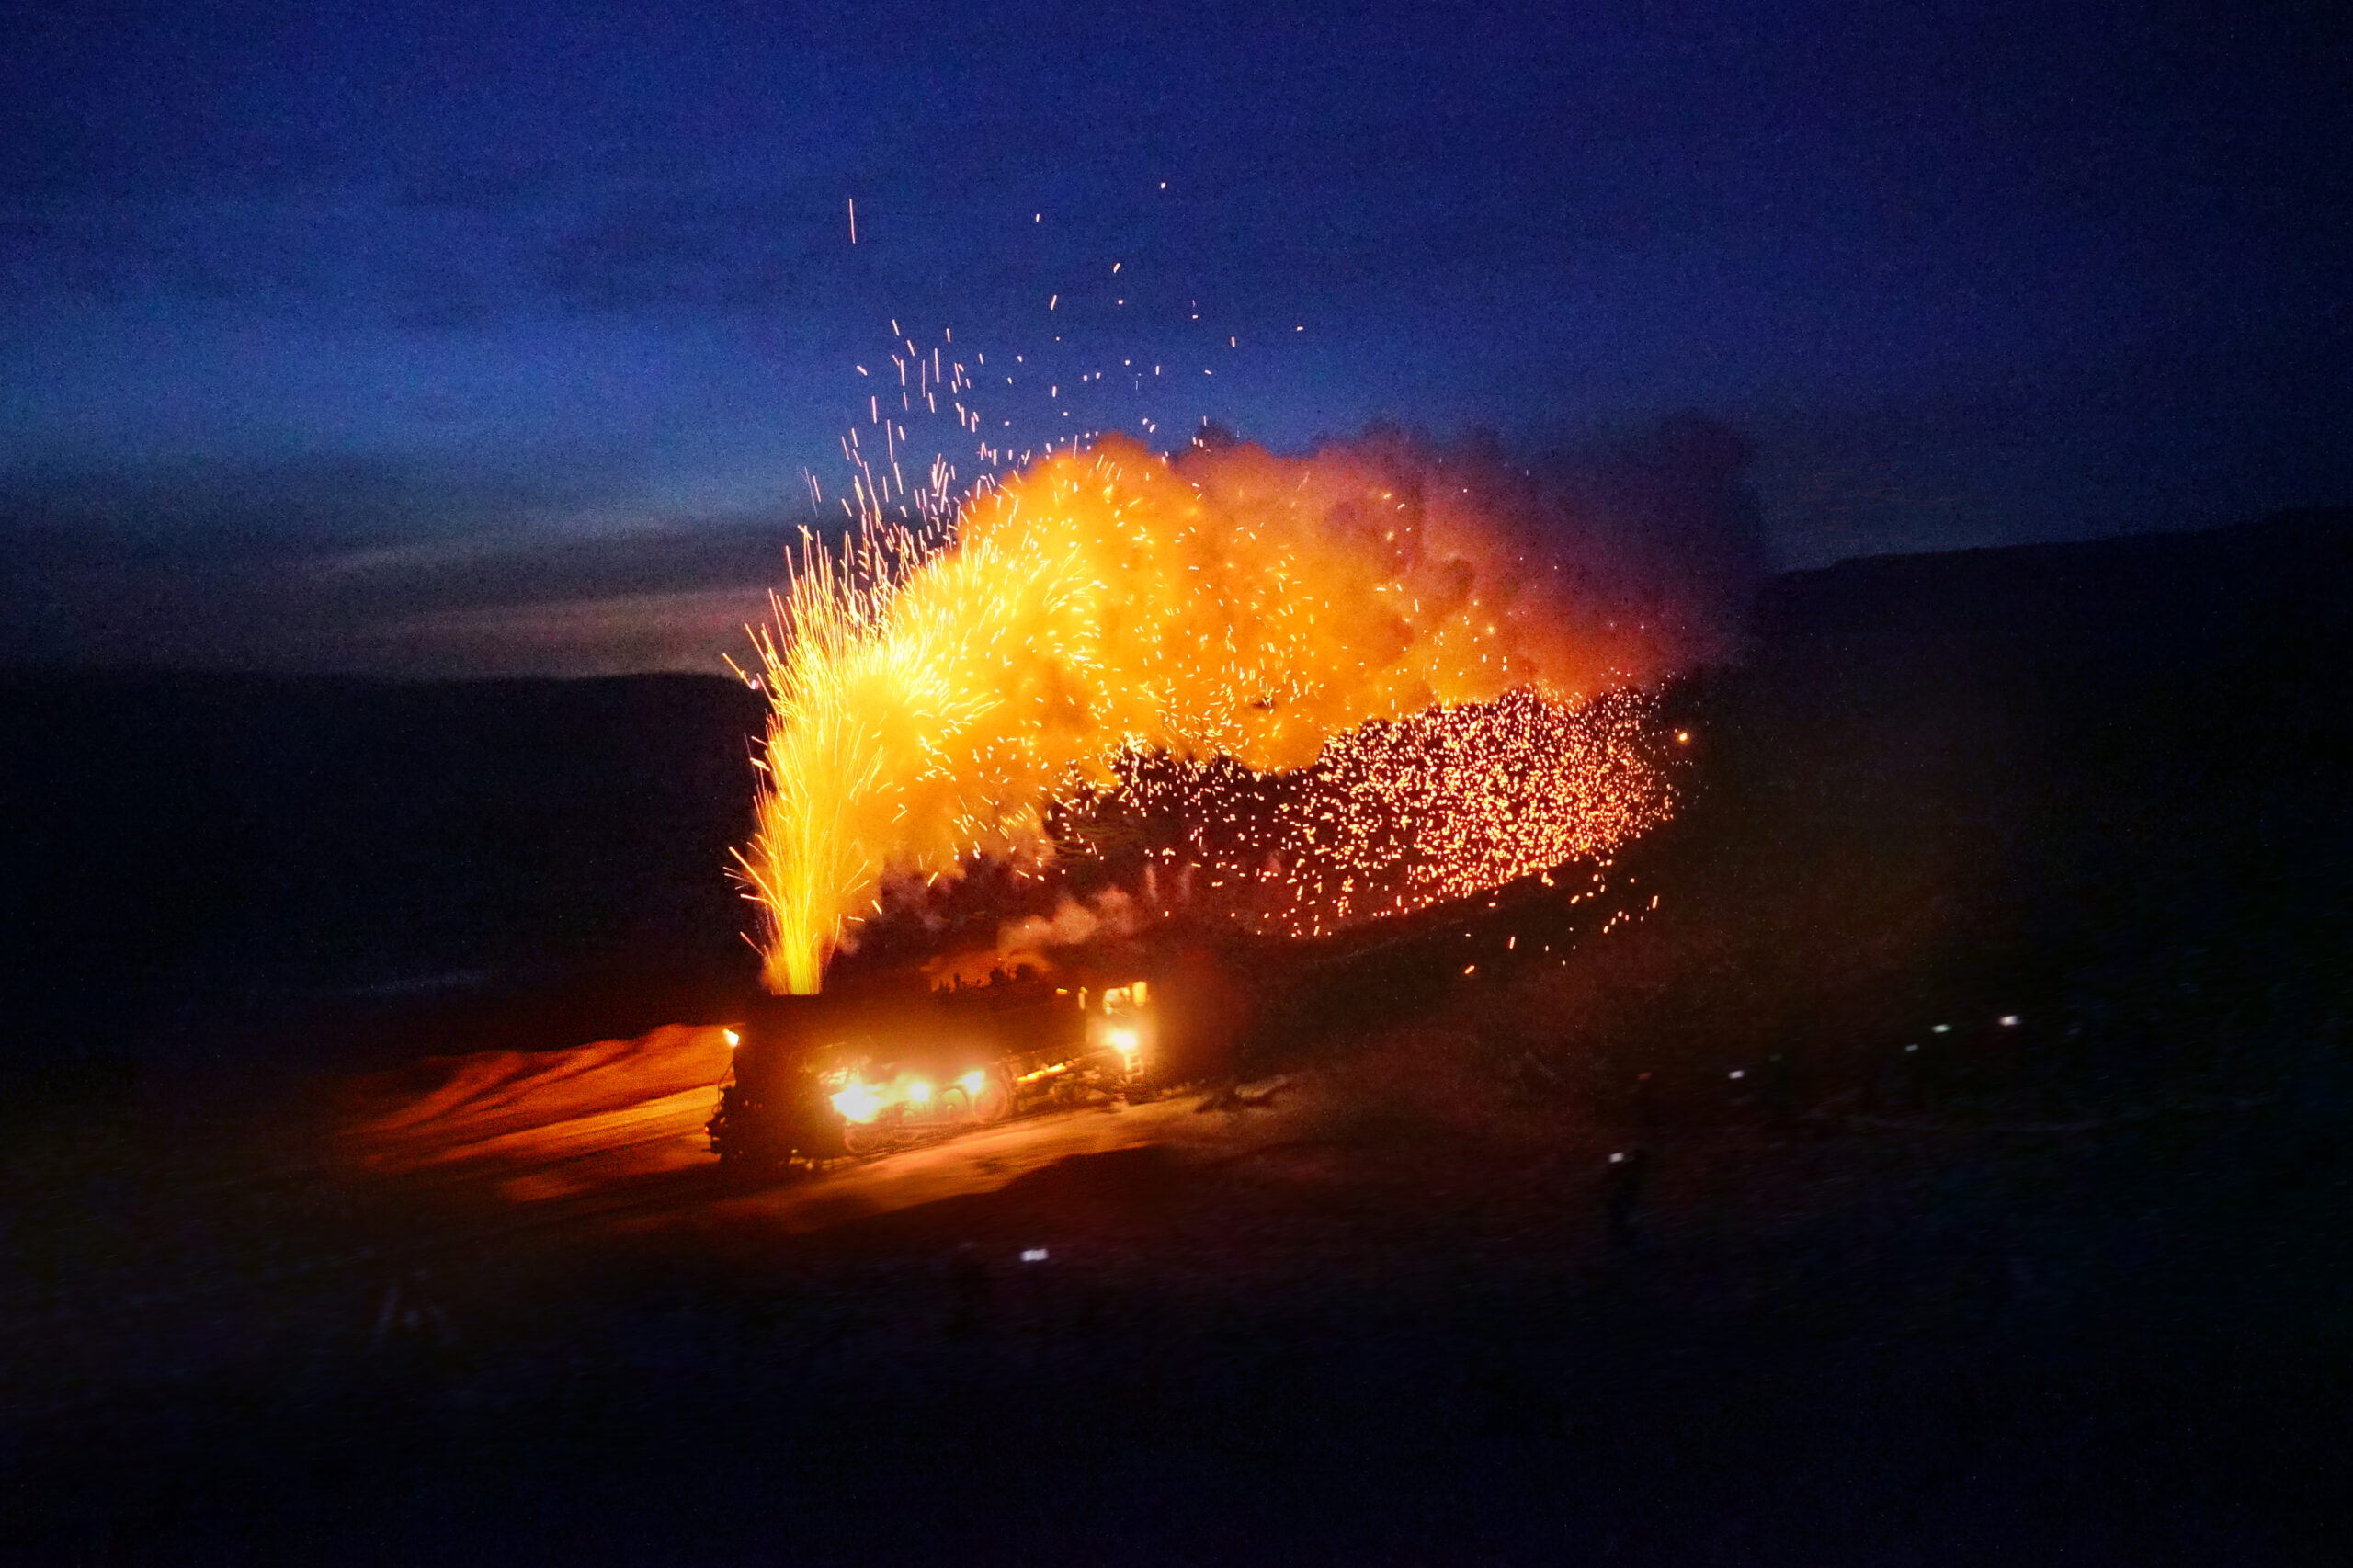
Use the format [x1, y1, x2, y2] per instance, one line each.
[740, 434, 1677, 993]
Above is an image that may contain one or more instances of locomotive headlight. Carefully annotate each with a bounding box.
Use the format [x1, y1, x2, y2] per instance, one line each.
[1106, 1028, 1139, 1055]
[832, 1084, 881, 1123]
[959, 1070, 986, 1095]
[722, 1028, 740, 1048]
[907, 1079, 933, 1104]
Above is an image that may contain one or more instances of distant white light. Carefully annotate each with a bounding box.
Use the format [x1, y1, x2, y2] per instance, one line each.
[1608, 1152, 1625, 1164]
[1999, 1015, 2021, 1028]
[1933, 1024, 1952, 1034]
[1729, 1070, 1745, 1080]
[1020, 1248, 1049, 1263]
[1904, 1044, 1918, 1053]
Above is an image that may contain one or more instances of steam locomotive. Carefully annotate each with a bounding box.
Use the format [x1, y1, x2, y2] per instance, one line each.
[705, 947, 1246, 1169]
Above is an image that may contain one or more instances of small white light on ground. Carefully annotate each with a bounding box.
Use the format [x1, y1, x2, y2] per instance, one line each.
[1904, 1044, 1918, 1052]
[1729, 1069, 1745, 1080]
[1608, 1152, 1625, 1164]
[1999, 1015, 2020, 1028]
[1933, 1024, 1952, 1034]
[1020, 1248, 1049, 1263]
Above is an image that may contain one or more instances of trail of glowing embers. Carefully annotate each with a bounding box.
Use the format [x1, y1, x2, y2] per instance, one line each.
[1053, 688, 1671, 938]
[740, 435, 1677, 993]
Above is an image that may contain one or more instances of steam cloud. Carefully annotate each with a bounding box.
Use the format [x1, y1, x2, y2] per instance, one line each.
[742, 425, 1760, 993]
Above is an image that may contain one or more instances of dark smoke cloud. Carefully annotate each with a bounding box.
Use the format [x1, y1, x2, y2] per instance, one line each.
[1306, 413, 1768, 681]
[1530, 414, 1771, 670]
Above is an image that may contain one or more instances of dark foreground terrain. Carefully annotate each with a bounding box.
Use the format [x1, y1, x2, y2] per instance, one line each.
[4, 511, 2350, 1563]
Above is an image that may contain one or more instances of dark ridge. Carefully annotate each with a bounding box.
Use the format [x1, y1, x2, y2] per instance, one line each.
[2, 508, 2346, 1095]
[0, 671, 767, 1087]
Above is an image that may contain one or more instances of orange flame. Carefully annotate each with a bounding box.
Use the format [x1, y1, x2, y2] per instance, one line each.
[741, 434, 1671, 993]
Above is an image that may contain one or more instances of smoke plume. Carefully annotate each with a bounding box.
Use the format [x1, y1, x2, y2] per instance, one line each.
[743, 427, 1757, 993]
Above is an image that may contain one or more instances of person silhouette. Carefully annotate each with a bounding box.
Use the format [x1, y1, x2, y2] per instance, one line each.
[1604, 1148, 1651, 1253]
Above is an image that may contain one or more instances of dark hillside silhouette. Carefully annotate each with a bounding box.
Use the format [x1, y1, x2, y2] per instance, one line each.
[1, 673, 766, 1081]
[2, 508, 2344, 1095]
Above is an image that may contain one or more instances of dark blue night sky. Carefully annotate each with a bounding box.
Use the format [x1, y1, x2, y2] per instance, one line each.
[5, 0, 2347, 673]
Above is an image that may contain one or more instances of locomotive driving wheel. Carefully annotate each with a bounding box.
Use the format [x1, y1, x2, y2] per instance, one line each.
[972, 1068, 1014, 1123]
